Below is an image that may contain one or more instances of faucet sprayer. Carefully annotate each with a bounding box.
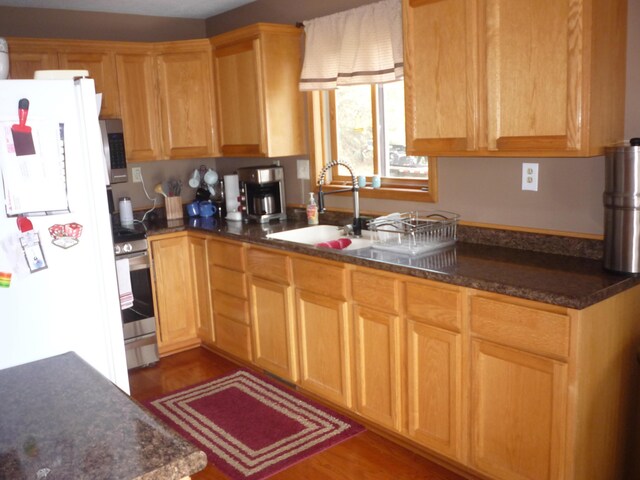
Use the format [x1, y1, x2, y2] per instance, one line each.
[317, 160, 362, 236]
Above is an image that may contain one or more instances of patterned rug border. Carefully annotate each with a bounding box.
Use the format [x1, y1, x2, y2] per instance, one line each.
[143, 369, 365, 480]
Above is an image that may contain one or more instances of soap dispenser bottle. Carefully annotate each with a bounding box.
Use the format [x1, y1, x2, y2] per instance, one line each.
[306, 192, 319, 225]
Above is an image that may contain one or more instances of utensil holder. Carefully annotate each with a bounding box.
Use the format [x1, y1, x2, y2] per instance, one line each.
[165, 196, 183, 220]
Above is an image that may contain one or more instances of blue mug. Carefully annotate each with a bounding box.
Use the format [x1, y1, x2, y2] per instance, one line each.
[199, 201, 216, 218]
[187, 201, 200, 217]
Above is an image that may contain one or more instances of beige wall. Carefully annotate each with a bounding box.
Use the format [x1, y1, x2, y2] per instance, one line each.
[1, 0, 636, 235]
[0, 6, 205, 41]
[205, 0, 376, 36]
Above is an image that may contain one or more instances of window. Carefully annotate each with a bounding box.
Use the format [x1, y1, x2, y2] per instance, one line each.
[309, 80, 436, 202]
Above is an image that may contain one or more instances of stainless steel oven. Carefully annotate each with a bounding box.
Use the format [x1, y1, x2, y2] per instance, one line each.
[113, 227, 159, 370]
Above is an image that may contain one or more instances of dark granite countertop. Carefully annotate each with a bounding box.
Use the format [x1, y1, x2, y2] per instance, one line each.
[0, 352, 206, 480]
[140, 214, 640, 310]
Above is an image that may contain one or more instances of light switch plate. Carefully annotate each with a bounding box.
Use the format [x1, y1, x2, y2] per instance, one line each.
[297, 159, 310, 180]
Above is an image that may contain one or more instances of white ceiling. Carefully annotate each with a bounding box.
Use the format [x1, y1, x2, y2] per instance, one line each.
[0, 0, 257, 19]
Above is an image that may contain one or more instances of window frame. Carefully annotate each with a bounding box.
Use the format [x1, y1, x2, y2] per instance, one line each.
[307, 86, 438, 203]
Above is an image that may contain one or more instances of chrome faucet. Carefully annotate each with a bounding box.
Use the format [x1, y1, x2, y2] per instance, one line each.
[317, 160, 362, 236]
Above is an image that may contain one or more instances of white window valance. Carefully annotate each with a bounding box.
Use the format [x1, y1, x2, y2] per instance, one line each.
[299, 0, 403, 91]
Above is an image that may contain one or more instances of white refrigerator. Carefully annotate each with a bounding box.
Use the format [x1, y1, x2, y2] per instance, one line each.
[0, 78, 129, 393]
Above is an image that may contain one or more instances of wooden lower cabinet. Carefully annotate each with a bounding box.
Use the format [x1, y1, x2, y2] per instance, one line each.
[151, 234, 640, 480]
[405, 279, 463, 461]
[207, 238, 252, 362]
[296, 289, 352, 408]
[189, 234, 213, 346]
[293, 257, 352, 408]
[149, 233, 200, 355]
[351, 267, 403, 432]
[407, 320, 462, 460]
[247, 247, 297, 382]
[248, 277, 296, 379]
[469, 339, 568, 480]
[353, 305, 402, 432]
[469, 293, 570, 480]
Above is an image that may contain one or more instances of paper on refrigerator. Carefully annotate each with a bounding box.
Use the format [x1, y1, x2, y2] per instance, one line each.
[0, 120, 69, 215]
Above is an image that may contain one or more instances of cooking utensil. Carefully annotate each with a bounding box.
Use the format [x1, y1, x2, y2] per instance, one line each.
[188, 169, 201, 189]
[12, 98, 35, 156]
[173, 179, 182, 196]
[154, 183, 167, 198]
[163, 180, 173, 196]
[204, 169, 218, 186]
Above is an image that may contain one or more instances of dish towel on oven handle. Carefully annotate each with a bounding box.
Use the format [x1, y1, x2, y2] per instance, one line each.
[115, 258, 134, 310]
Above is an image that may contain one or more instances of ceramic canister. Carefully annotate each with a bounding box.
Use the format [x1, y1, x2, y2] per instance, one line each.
[119, 197, 134, 226]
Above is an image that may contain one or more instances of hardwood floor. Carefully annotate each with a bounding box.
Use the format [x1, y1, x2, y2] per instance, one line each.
[129, 347, 467, 480]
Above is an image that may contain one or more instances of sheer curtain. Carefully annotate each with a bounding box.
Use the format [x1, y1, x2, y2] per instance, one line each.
[299, 0, 403, 91]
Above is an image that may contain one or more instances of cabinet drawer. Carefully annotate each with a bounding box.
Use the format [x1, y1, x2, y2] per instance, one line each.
[215, 315, 252, 361]
[292, 258, 346, 299]
[208, 239, 245, 270]
[211, 266, 247, 299]
[470, 296, 570, 359]
[352, 269, 400, 313]
[213, 291, 249, 325]
[405, 280, 461, 332]
[247, 247, 291, 283]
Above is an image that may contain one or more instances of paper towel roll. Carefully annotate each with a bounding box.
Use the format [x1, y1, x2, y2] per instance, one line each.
[223, 174, 242, 221]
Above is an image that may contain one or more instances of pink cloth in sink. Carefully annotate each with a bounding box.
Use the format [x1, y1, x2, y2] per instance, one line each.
[315, 238, 352, 249]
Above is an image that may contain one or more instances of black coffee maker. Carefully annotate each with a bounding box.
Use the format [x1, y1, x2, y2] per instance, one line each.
[237, 166, 287, 223]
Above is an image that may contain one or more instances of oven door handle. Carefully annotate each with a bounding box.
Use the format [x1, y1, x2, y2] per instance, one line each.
[124, 253, 151, 271]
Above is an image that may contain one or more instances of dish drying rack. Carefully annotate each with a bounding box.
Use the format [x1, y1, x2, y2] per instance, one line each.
[367, 211, 459, 255]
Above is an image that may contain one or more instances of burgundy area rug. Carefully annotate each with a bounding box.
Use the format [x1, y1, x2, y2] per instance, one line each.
[144, 370, 364, 480]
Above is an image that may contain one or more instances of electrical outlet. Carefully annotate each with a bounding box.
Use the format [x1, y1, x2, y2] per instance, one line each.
[297, 159, 310, 180]
[132, 167, 143, 183]
[522, 163, 539, 191]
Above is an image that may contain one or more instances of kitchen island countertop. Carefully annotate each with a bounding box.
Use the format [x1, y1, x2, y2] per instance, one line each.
[141, 215, 640, 310]
[0, 352, 207, 480]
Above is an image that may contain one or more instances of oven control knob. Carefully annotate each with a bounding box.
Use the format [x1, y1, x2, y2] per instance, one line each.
[123, 243, 133, 253]
[114, 245, 121, 255]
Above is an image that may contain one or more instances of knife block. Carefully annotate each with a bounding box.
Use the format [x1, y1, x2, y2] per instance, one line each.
[165, 197, 183, 220]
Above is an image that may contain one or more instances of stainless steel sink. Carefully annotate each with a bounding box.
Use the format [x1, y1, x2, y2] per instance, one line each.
[266, 225, 373, 250]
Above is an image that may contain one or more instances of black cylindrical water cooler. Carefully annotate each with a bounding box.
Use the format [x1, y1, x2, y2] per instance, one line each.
[603, 138, 640, 273]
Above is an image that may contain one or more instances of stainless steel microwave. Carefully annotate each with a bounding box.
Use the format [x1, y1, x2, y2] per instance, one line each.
[99, 119, 128, 184]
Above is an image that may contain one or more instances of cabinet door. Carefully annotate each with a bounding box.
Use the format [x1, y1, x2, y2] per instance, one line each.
[470, 340, 568, 480]
[403, 0, 479, 154]
[248, 276, 297, 381]
[485, 0, 579, 153]
[59, 50, 121, 118]
[296, 289, 352, 408]
[156, 49, 216, 159]
[213, 39, 264, 156]
[406, 319, 462, 461]
[150, 235, 199, 354]
[353, 305, 402, 431]
[115, 51, 162, 161]
[189, 236, 213, 346]
[6, 39, 59, 79]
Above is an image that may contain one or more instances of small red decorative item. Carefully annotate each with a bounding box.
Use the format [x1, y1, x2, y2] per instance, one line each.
[64, 223, 83, 239]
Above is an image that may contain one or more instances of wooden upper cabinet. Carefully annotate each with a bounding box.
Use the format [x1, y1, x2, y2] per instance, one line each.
[6, 38, 59, 79]
[404, 0, 627, 157]
[156, 40, 216, 159]
[7, 39, 121, 118]
[114, 47, 163, 162]
[211, 23, 306, 158]
[58, 49, 121, 118]
[403, 0, 479, 155]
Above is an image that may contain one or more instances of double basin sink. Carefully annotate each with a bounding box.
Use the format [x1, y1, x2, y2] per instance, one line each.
[266, 225, 374, 251]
